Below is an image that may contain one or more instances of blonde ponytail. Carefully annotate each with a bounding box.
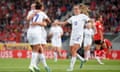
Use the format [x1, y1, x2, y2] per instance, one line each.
[79, 4, 90, 16]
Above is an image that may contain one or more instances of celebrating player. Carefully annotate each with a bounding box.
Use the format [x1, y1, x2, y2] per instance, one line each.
[27, 2, 50, 72]
[84, 22, 95, 61]
[49, 20, 63, 62]
[53, 4, 90, 71]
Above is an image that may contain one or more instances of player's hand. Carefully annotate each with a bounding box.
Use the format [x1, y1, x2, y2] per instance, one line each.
[31, 22, 36, 26]
[53, 20, 59, 25]
[100, 40, 103, 44]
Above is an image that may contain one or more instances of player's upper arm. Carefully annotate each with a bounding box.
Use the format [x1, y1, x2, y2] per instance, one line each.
[43, 12, 51, 23]
[49, 27, 53, 35]
[26, 11, 33, 21]
[91, 29, 95, 35]
[60, 27, 63, 35]
[85, 15, 90, 23]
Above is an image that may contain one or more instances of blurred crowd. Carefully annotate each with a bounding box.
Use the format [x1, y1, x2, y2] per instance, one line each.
[0, 0, 120, 43]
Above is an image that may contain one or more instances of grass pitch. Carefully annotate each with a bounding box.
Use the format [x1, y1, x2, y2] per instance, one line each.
[0, 58, 120, 72]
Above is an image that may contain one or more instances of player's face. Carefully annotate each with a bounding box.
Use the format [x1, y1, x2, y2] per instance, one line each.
[99, 16, 103, 22]
[31, 3, 36, 10]
[73, 6, 80, 15]
[87, 23, 92, 29]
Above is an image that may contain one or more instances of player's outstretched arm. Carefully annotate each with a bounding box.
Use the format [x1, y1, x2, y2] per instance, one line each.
[53, 20, 68, 26]
[32, 21, 47, 26]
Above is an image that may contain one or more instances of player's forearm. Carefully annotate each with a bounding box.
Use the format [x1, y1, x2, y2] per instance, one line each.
[45, 18, 51, 23]
[32, 22, 47, 26]
[61, 32, 63, 36]
[26, 14, 35, 21]
[59, 21, 68, 25]
[59, 33, 63, 38]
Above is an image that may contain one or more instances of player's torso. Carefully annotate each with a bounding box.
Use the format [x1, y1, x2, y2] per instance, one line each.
[84, 28, 93, 39]
[94, 21, 104, 40]
[71, 14, 87, 36]
[51, 26, 61, 39]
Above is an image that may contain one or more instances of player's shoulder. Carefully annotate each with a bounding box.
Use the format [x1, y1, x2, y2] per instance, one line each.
[28, 10, 34, 13]
[58, 26, 63, 30]
[95, 21, 101, 27]
[28, 10, 34, 15]
[40, 11, 47, 15]
[37, 11, 45, 15]
[51, 26, 55, 29]
[69, 15, 75, 19]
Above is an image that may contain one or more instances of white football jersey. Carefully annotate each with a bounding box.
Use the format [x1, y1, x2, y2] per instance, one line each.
[67, 14, 90, 36]
[84, 28, 94, 39]
[50, 26, 63, 40]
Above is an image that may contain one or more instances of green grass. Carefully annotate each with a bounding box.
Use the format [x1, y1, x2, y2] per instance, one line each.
[0, 58, 120, 72]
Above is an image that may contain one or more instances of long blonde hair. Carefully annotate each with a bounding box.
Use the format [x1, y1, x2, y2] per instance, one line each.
[79, 4, 90, 16]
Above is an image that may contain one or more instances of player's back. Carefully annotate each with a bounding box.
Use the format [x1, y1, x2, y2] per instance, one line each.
[28, 11, 47, 33]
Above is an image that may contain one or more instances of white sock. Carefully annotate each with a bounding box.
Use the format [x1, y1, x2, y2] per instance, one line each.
[69, 57, 76, 69]
[53, 52, 58, 62]
[95, 56, 103, 64]
[33, 52, 39, 69]
[84, 51, 87, 60]
[77, 53, 85, 61]
[87, 50, 90, 59]
[39, 53, 48, 67]
[37, 56, 40, 66]
[30, 52, 35, 66]
[85, 50, 90, 60]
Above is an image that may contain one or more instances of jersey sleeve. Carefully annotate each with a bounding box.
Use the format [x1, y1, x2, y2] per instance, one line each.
[42, 12, 48, 19]
[67, 16, 73, 24]
[84, 15, 90, 22]
[27, 11, 32, 17]
[49, 27, 53, 34]
[27, 10, 34, 21]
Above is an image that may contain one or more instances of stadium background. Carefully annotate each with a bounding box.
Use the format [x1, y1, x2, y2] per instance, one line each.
[0, 0, 120, 59]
